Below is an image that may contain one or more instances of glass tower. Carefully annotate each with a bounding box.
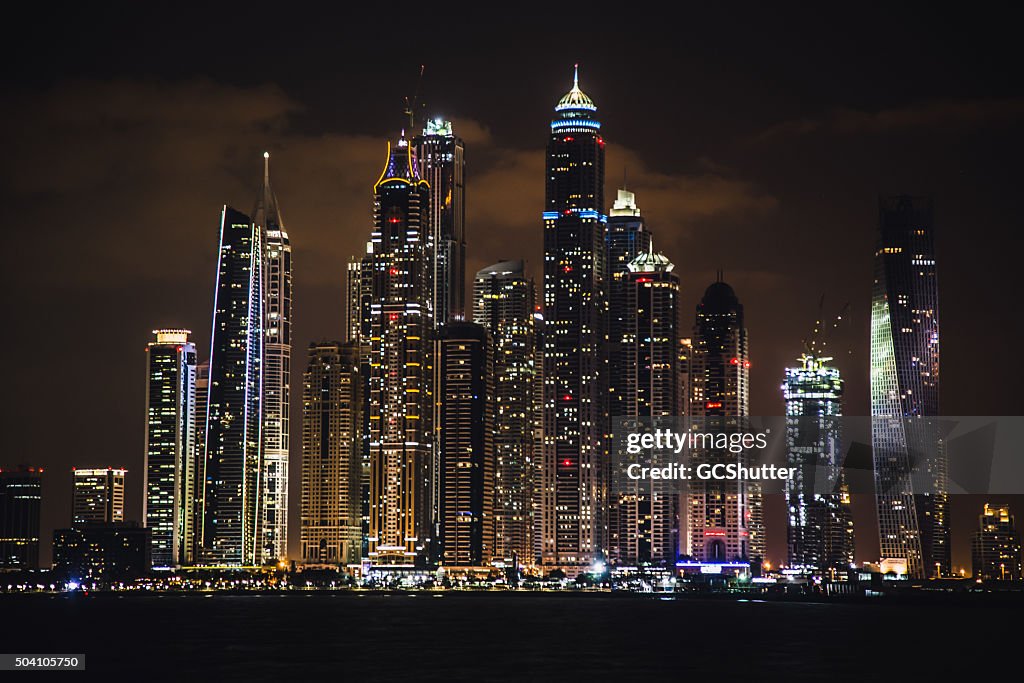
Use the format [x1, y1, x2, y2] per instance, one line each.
[413, 119, 466, 326]
[0, 466, 42, 569]
[473, 261, 538, 570]
[541, 66, 608, 572]
[870, 196, 948, 578]
[366, 135, 434, 567]
[254, 153, 292, 564]
[143, 329, 197, 568]
[782, 354, 854, 573]
[203, 205, 264, 566]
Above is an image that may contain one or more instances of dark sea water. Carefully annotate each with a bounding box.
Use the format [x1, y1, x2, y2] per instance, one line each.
[0, 592, 1018, 680]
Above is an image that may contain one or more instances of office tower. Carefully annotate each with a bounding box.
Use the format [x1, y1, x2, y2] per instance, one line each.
[531, 310, 546, 565]
[345, 251, 373, 556]
[435, 323, 494, 567]
[610, 244, 680, 567]
[686, 279, 762, 562]
[366, 134, 434, 567]
[143, 328, 197, 569]
[300, 342, 362, 566]
[72, 468, 126, 525]
[541, 66, 608, 572]
[203, 205, 264, 566]
[782, 354, 854, 573]
[254, 153, 292, 564]
[473, 261, 537, 568]
[870, 196, 948, 578]
[52, 523, 151, 583]
[971, 504, 1022, 581]
[413, 119, 466, 326]
[186, 360, 209, 564]
[0, 466, 42, 569]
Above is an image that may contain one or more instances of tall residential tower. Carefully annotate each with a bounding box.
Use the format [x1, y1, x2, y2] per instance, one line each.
[541, 66, 608, 573]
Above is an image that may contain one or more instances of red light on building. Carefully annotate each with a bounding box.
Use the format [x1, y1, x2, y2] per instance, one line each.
[563, 459, 572, 466]
[706, 401, 722, 409]
[389, 267, 400, 276]
[704, 530, 726, 537]
[563, 136, 574, 142]
[389, 312, 399, 322]
[388, 217, 401, 224]
[563, 266, 573, 273]
[730, 357, 739, 365]
[744, 360, 751, 369]
[563, 394, 573, 401]
[636, 277, 651, 283]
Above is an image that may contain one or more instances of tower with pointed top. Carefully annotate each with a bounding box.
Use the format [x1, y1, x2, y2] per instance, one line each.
[609, 243, 680, 566]
[253, 152, 292, 564]
[365, 134, 435, 567]
[541, 66, 608, 572]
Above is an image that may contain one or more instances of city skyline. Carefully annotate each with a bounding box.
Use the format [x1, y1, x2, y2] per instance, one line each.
[4, 11, 1023, 570]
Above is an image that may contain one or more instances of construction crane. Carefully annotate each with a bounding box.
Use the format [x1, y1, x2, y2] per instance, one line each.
[803, 296, 851, 359]
[403, 65, 426, 132]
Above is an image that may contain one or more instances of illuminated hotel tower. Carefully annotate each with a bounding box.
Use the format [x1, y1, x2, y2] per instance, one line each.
[610, 244, 680, 567]
[413, 119, 466, 325]
[686, 279, 763, 562]
[254, 153, 292, 564]
[870, 196, 947, 578]
[473, 261, 538, 569]
[435, 323, 495, 567]
[541, 66, 608, 572]
[300, 342, 362, 566]
[971, 503, 1022, 581]
[72, 468, 126, 525]
[143, 329, 197, 568]
[203, 205, 263, 566]
[782, 354, 854, 572]
[366, 134, 434, 567]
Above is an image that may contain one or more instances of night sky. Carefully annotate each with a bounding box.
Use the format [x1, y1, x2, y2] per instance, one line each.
[3, 4, 1022, 568]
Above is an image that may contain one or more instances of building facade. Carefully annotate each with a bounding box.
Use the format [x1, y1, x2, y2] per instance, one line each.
[413, 119, 466, 326]
[365, 136, 434, 567]
[473, 261, 537, 569]
[254, 153, 292, 564]
[609, 244, 680, 567]
[53, 523, 151, 583]
[143, 329, 197, 569]
[870, 196, 948, 578]
[541, 66, 608, 573]
[782, 354, 854, 573]
[971, 503, 1022, 581]
[686, 280, 762, 563]
[186, 360, 209, 565]
[300, 342, 362, 566]
[0, 467, 42, 569]
[435, 323, 494, 567]
[203, 205, 264, 566]
[72, 468, 126, 526]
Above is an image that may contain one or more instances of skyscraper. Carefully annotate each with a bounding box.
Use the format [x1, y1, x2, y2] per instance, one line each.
[473, 260, 537, 569]
[686, 279, 762, 563]
[300, 342, 362, 566]
[435, 322, 495, 568]
[0, 466, 42, 570]
[870, 196, 948, 578]
[203, 205, 264, 566]
[143, 328, 197, 569]
[610, 244, 680, 567]
[72, 468, 126, 525]
[186, 360, 209, 565]
[782, 354, 854, 573]
[345, 248, 374, 557]
[254, 153, 292, 564]
[366, 134, 434, 568]
[541, 66, 608, 573]
[971, 503, 1022, 581]
[413, 119, 466, 326]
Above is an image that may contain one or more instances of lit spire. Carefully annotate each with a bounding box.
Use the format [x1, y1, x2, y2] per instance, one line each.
[253, 151, 284, 229]
[573, 63, 579, 89]
[555, 63, 596, 112]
